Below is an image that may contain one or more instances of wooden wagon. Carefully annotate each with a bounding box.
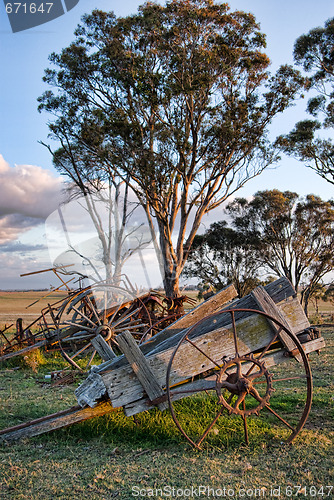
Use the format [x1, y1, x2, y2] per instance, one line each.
[0, 278, 325, 448]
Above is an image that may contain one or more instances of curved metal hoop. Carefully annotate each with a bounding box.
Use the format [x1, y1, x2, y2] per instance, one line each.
[166, 307, 313, 449]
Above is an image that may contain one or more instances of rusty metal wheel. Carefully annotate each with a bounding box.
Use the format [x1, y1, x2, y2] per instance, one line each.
[56, 283, 153, 371]
[166, 308, 313, 449]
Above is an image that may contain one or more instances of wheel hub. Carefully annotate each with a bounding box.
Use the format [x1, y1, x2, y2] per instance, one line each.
[216, 354, 274, 417]
[96, 325, 113, 342]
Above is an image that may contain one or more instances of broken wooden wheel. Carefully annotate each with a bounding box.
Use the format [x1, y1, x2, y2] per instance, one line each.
[56, 284, 153, 371]
[166, 308, 313, 449]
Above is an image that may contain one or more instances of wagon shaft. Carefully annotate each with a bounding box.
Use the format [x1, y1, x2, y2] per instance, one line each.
[0, 402, 113, 443]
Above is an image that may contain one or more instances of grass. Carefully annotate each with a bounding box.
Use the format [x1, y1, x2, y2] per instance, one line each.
[0, 291, 333, 498]
[0, 327, 333, 499]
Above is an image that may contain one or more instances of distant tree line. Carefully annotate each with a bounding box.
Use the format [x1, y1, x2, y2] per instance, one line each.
[183, 190, 334, 316]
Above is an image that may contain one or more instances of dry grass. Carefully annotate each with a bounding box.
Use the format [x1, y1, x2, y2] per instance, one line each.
[0, 326, 332, 499]
[0, 291, 333, 499]
[0, 290, 68, 326]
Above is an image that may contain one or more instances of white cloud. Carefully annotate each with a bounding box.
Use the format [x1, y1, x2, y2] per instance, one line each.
[0, 155, 66, 247]
[0, 214, 41, 245]
[0, 155, 65, 219]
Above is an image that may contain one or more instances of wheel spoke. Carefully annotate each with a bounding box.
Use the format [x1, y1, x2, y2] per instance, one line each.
[242, 400, 249, 445]
[185, 337, 221, 369]
[231, 310, 239, 356]
[71, 342, 92, 359]
[62, 333, 94, 342]
[114, 323, 148, 333]
[196, 406, 223, 448]
[70, 305, 98, 328]
[253, 375, 308, 385]
[85, 349, 97, 369]
[107, 302, 124, 326]
[63, 321, 95, 333]
[233, 392, 246, 412]
[248, 364, 265, 381]
[112, 307, 142, 328]
[264, 404, 295, 431]
[236, 360, 242, 378]
[245, 329, 281, 377]
[85, 296, 102, 325]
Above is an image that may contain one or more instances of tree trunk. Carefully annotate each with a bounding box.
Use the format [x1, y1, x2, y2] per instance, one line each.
[163, 269, 181, 299]
[301, 288, 310, 317]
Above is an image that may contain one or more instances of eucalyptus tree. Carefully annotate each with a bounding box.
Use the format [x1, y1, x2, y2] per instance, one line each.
[278, 18, 334, 184]
[39, 0, 302, 298]
[228, 190, 334, 315]
[183, 221, 262, 297]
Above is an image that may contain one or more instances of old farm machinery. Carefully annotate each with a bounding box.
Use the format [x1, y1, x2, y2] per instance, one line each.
[0, 277, 325, 448]
[0, 268, 196, 370]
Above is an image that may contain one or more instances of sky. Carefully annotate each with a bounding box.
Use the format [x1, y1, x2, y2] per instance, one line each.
[0, 0, 334, 290]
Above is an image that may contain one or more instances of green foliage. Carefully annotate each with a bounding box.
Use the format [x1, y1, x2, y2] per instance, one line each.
[184, 190, 334, 314]
[278, 17, 334, 185]
[38, 0, 302, 298]
[183, 221, 263, 297]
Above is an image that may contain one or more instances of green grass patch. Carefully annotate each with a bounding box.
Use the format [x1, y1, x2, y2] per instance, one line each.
[0, 328, 333, 499]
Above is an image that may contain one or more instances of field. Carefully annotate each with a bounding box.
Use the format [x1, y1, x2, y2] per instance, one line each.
[0, 291, 333, 499]
[0, 290, 68, 325]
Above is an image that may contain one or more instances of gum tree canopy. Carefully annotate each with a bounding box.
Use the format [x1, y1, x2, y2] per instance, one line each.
[279, 18, 334, 185]
[38, 0, 302, 298]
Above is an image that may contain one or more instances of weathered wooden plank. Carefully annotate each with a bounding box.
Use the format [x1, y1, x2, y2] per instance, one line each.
[75, 278, 309, 409]
[116, 331, 168, 411]
[123, 336, 325, 417]
[90, 283, 238, 376]
[91, 334, 116, 361]
[251, 286, 300, 355]
[104, 314, 275, 408]
[0, 401, 114, 443]
[277, 298, 310, 333]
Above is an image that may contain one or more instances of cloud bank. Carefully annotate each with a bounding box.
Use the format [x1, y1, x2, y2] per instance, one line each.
[0, 155, 64, 218]
[0, 155, 65, 245]
[0, 155, 66, 288]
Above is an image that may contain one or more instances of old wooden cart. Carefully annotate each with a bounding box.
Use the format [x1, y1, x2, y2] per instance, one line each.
[0, 278, 325, 448]
[0, 276, 195, 371]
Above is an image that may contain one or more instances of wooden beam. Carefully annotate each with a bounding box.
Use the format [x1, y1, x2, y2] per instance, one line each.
[251, 286, 303, 361]
[116, 331, 168, 411]
[0, 401, 114, 443]
[91, 334, 116, 361]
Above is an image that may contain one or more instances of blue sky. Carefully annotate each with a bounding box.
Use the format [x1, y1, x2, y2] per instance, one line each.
[0, 0, 334, 289]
